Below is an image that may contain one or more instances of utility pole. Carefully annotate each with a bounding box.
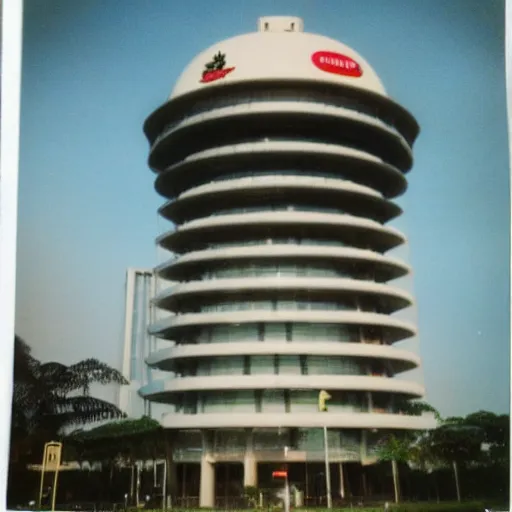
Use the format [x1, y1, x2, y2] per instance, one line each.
[318, 390, 332, 509]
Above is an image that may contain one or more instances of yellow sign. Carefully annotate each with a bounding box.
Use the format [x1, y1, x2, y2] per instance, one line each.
[38, 442, 62, 511]
[44, 443, 62, 472]
[318, 390, 332, 412]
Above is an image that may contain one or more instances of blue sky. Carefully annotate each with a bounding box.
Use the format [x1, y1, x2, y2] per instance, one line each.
[16, 0, 509, 417]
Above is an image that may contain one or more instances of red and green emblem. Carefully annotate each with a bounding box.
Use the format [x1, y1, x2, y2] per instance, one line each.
[200, 52, 235, 83]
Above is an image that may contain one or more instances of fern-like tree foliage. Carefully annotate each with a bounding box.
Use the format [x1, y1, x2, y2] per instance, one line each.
[10, 335, 129, 464]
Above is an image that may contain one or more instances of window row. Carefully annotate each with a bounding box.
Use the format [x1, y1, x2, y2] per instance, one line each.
[211, 170, 360, 185]
[177, 354, 390, 378]
[155, 92, 403, 146]
[170, 427, 387, 458]
[204, 236, 382, 253]
[196, 299, 371, 314]
[209, 238, 350, 249]
[199, 262, 374, 280]
[212, 204, 347, 215]
[183, 323, 368, 344]
[177, 232, 390, 254]
[158, 134, 400, 179]
[175, 389, 399, 416]
[211, 427, 362, 455]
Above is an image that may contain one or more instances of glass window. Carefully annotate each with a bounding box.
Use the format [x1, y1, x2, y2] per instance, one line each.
[275, 300, 297, 311]
[261, 389, 285, 413]
[182, 392, 197, 414]
[306, 356, 362, 376]
[290, 323, 357, 342]
[290, 390, 317, 413]
[277, 355, 301, 375]
[328, 391, 366, 413]
[253, 428, 288, 451]
[250, 355, 274, 375]
[196, 360, 210, 376]
[202, 391, 255, 413]
[209, 356, 244, 376]
[210, 324, 259, 342]
[264, 323, 287, 341]
[214, 430, 247, 452]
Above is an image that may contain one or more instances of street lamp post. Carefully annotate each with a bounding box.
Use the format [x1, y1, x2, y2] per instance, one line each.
[319, 390, 332, 509]
[323, 426, 332, 509]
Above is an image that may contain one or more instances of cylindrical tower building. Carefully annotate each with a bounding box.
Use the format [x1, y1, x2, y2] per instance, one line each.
[142, 16, 433, 507]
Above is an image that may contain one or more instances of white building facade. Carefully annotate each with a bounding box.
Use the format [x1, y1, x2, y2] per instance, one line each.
[118, 268, 169, 420]
[140, 16, 434, 507]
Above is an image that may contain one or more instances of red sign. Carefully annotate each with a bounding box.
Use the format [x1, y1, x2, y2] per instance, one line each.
[311, 51, 362, 78]
[272, 471, 288, 478]
[201, 67, 235, 83]
[200, 51, 235, 84]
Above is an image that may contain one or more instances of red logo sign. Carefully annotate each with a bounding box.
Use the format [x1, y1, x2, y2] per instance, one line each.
[311, 51, 362, 78]
[200, 51, 235, 83]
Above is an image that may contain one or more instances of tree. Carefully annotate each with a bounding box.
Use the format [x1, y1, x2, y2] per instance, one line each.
[396, 398, 442, 422]
[376, 433, 413, 503]
[426, 420, 484, 502]
[376, 401, 440, 502]
[463, 411, 509, 468]
[66, 417, 169, 507]
[10, 336, 129, 463]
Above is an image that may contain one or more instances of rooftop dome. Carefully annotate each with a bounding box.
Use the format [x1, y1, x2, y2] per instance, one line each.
[170, 16, 387, 100]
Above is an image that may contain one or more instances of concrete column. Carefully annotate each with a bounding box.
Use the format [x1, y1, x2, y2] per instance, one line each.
[244, 429, 258, 488]
[200, 458, 215, 508]
[164, 433, 178, 506]
[338, 462, 345, 499]
[199, 431, 215, 508]
[244, 455, 258, 488]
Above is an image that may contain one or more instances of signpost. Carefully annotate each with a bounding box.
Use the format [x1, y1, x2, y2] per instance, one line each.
[318, 390, 332, 509]
[272, 470, 290, 512]
[38, 441, 62, 511]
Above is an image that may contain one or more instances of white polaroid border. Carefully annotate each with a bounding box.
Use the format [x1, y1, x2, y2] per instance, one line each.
[0, 0, 510, 511]
[0, 0, 23, 510]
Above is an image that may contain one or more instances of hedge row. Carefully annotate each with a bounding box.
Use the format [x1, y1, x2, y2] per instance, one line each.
[130, 503, 497, 512]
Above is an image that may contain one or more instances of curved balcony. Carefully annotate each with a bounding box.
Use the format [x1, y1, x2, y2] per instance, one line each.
[159, 175, 402, 225]
[148, 101, 413, 171]
[143, 80, 420, 149]
[150, 101, 408, 153]
[153, 277, 413, 314]
[154, 141, 407, 199]
[156, 246, 411, 283]
[158, 411, 436, 431]
[148, 310, 416, 343]
[139, 375, 424, 401]
[157, 211, 406, 254]
[146, 341, 420, 374]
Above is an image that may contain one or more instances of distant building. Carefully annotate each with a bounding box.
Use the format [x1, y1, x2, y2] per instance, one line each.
[118, 268, 169, 420]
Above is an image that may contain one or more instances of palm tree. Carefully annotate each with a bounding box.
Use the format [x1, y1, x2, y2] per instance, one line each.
[10, 336, 129, 463]
[427, 419, 485, 502]
[376, 400, 440, 503]
[397, 398, 442, 422]
[376, 433, 413, 503]
[407, 431, 445, 502]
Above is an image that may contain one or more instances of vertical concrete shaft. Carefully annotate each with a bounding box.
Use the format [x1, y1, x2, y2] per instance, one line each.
[338, 462, 345, 499]
[199, 431, 215, 508]
[244, 429, 258, 488]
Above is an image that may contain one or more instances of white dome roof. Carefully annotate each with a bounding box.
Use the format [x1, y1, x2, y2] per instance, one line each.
[170, 17, 387, 100]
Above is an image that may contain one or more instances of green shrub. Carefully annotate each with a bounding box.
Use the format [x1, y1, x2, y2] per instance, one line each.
[131, 504, 493, 512]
